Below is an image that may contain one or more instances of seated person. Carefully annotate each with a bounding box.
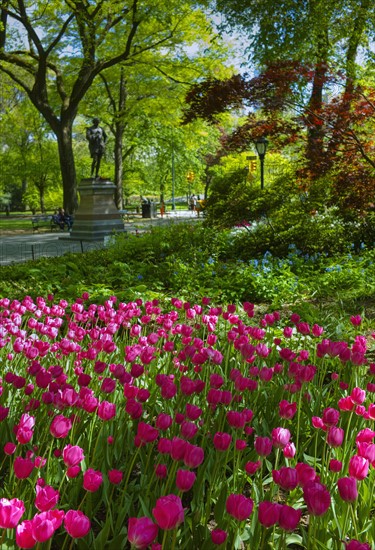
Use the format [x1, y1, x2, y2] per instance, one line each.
[53, 208, 73, 230]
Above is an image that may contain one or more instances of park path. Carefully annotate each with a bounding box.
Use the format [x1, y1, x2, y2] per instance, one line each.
[0, 209, 200, 266]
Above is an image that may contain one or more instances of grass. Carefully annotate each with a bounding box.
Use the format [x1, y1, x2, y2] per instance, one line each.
[0, 213, 36, 232]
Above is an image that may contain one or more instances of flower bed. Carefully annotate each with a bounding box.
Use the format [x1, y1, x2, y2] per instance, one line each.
[0, 294, 374, 549]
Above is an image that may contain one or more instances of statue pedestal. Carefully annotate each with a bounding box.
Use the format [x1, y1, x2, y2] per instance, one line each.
[69, 178, 124, 241]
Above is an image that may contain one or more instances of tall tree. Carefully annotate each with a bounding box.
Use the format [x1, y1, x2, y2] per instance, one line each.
[214, 0, 375, 170]
[82, 8, 232, 208]
[0, 0, 212, 213]
[0, 93, 62, 211]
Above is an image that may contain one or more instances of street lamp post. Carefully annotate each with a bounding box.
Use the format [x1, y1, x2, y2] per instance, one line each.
[171, 145, 176, 211]
[187, 171, 194, 201]
[255, 137, 268, 190]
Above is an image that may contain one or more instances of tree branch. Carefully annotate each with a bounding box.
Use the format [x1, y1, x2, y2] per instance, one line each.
[16, 0, 45, 56]
[45, 13, 75, 55]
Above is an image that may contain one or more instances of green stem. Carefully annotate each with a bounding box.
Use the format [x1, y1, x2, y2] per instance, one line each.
[296, 387, 304, 455]
[341, 505, 350, 542]
[77, 490, 88, 511]
[170, 527, 178, 550]
[350, 502, 359, 540]
[162, 529, 169, 549]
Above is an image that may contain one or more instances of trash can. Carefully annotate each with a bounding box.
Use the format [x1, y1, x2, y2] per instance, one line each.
[142, 203, 151, 218]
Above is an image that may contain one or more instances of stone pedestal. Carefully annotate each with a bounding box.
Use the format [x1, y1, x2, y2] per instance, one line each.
[69, 178, 125, 241]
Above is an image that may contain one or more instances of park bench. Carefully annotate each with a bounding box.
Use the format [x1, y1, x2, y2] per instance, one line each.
[31, 215, 58, 232]
[32, 214, 74, 232]
[119, 209, 142, 221]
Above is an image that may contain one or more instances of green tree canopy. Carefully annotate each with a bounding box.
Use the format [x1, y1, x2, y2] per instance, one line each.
[0, 0, 228, 212]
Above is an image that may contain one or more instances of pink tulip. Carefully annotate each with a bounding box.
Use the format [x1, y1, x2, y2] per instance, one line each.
[351, 387, 366, 405]
[156, 413, 173, 430]
[64, 510, 91, 538]
[32, 510, 65, 542]
[356, 442, 375, 462]
[14, 457, 35, 479]
[170, 437, 187, 461]
[356, 428, 375, 443]
[97, 400, 116, 420]
[83, 468, 103, 492]
[152, 494, 184, 530]
[254, 436, 273, 457]
[272, 467, 298, 491]
[154, 464, 168, 479]
[211, 529, 228, 545]
[35, 485, 60, 512]
[16, 520, 36, 548]
[34, 456, 46, 469]
[367, 403, 375, 418]
[226, 494, 253, 521]
[258, 501, 280, 527]
[213, 432, 232, 451]
[210, 373, 224, 388]
[176, 469, 196, 492]
[100, 377, 116, 393]
[50, 415, 72, 438]
[4, 442, 17, 455]
[235, 439, 247, 451]
[128, 517, 159, 549]
[181, 421, 198, 439]
[329, 459, 343, 472]
[312, 324, 324, 336]
[108, 469, 123, 485]
[279, 400, 297, 420]
[345, 540, 371, 550]
[348, 456, 369, 480]
[185, 404, 202, 420]
[183, 443, 204, 468]
[338, 397, 355, 411]
[278, 505, 302, 531]
[322, 407, 340, 427]
[16, 413, 35, 444]
[271, 427, 291, 448]
[158, 438, 172, 455]
[226, 410, 246, 428]
[338, 477, 358, 502]
[0, 498, 25, 528]
[312, 416, 325, 429]
[326, 426, 344, 447]
[125, 399, 143, 419]
[283, 442, 296, 458]
[67, 465, 81, 478]
[63, 445, 85, 467]
[136, 422, 159, 444]
[303, 481, 330, 516]
[245, 461, 261, 475]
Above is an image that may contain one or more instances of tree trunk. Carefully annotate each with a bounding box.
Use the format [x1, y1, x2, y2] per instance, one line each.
[306, 60, 327, 164]
[113, 67, 127, 209]
[344, 0, 371, 96]
[114, 121, 125, 209]
[39, 187, 45, 213]
[56, 123, 78, 214]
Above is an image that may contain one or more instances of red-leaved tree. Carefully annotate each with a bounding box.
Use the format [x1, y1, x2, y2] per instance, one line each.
[184, 61, 375, 213]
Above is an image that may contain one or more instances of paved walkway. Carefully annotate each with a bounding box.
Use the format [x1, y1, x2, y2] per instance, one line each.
[0, 210, 201, 266]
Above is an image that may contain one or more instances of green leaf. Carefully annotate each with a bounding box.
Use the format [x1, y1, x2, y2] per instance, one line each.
[214, 483, 227, 524]
[94, 515, 112, 549]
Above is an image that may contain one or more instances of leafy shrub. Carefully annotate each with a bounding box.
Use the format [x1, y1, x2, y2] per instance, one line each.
[2, 222, 375, 310]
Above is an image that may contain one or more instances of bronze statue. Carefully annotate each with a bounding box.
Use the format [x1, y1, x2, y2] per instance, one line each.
[86, 118, 107, 178]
